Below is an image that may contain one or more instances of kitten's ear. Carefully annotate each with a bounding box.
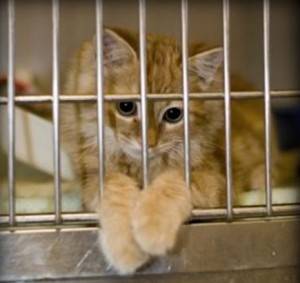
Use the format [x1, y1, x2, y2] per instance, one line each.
[188, 47, 223, 89]
[102, 29, 138, 69]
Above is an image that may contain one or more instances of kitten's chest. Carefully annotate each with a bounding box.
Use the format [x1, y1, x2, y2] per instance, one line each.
[113, 154, 165, 187]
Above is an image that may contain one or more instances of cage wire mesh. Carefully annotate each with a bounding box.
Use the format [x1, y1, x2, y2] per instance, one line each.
[0, 0, 299, 229]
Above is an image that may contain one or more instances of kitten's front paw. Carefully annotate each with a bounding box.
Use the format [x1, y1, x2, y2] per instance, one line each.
[99, 173, 151, 274]
[100, 229, 149, 274]
[132, 191, 184, 256]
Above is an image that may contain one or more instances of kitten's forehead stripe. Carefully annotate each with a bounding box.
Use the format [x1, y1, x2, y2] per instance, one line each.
[146, 37, 182, 94]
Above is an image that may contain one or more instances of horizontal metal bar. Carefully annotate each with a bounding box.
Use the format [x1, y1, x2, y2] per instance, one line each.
[0, 90, 299, 105]
[0, 205, 300, 225]
[191, 204, 300, 220]
[0, 213, 97, 224]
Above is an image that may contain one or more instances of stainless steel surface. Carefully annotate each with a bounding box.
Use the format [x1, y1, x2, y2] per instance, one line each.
[222, 0, 233, 220]
[52, 0, 62, 225]
[96, 0, 105, 198]
[7, 0, 16, 226]
[23, 268, 300, 283]
[181, 0, 191, 189]
[263, 0, 272, 216]
[1, 1, 299, 282]
[0, 90, 299, 105]
[139, 0, 149, 189]
[0, 218, 300, 281]
[1, 205, 300, 226]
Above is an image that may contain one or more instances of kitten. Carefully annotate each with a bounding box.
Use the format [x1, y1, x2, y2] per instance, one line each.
[61, 28, 296, 274]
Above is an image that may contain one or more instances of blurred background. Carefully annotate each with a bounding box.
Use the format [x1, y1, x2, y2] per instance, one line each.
[0, 0, 299, 90]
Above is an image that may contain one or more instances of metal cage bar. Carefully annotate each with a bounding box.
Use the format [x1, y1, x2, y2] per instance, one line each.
[181, 0, 191, 189]
[0, 90, 299, 104]
[95, 0, 105, 197]
[1, 205, 300, 226]
[1, 0, 300, 231]
[52, 0, 62, 224]
[7, 0, 16, 226]
[222, 0, 233, 220]
[139, 0, 149, 189]
[263, 0, 272, 216]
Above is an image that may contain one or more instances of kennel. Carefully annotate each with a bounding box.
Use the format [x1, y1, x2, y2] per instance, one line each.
[0, 0, 300, 282]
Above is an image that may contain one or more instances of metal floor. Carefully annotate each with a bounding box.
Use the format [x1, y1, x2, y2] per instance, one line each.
[1, 217, 300, 282]
[31, 268, 300, 283]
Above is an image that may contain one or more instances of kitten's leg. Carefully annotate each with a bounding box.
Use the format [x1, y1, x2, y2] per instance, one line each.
[249, 164, 266, 190]
[132, 170, 192, 256]
[190, 169, 225, 208]
[249, 163, 282, 190]
[99, 173, 149, 274]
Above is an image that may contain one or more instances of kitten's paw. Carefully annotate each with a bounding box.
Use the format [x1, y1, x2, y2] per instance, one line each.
[99, 172, 151, 274]
[100, 230, 150, 274]
[132, 193, 181, 256]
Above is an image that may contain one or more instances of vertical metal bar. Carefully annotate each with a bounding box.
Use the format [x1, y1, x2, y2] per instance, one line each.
[263, 0, 272, 216]
[52, 0, 62, 224]
[222, 0, 233, 220]
[95, 0, 105, 198]
[181, 0, 191, 189]
[7, 0, 16, 226]
[139, 0, 149, 189]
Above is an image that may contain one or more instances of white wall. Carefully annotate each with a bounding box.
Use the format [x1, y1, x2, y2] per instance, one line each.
[0, 0, 299, 91]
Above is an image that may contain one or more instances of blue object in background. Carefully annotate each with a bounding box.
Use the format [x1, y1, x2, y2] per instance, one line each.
[273, 104, 300, 151]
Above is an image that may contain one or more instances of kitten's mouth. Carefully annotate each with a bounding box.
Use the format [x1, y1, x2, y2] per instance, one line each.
[118, 136, 172, 161]
[123, 146, 161, 160]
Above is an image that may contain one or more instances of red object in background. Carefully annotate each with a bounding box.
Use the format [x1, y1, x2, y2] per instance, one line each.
[0, 75, 30, 94]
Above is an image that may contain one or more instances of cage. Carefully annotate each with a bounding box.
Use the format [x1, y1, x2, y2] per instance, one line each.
[0, 0, 300, 282]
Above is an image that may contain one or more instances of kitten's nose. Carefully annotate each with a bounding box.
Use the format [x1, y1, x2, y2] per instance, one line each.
[148, 128, 158, 148]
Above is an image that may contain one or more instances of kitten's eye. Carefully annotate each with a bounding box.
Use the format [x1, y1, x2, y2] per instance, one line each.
[163, 107, 183, 123]
[117, 101, 137, 117]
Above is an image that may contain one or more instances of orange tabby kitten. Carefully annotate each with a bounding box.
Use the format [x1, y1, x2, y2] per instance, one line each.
[61, 28, 295, 274]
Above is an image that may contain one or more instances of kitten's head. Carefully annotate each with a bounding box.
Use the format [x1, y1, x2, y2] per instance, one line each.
[102, 29, 224, 166]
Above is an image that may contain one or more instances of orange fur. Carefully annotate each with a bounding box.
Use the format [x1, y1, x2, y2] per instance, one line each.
[60, 28, 297, 273]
